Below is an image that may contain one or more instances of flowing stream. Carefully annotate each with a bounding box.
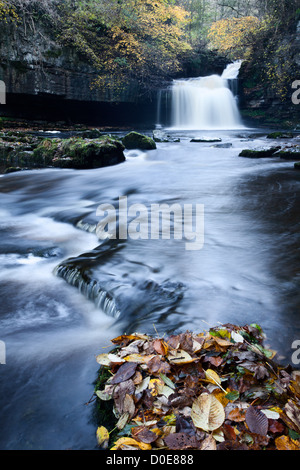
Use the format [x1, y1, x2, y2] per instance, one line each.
[0, 64, 300, 449]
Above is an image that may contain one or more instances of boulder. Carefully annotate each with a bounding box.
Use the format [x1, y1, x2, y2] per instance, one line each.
[239, 147, 281, 158]
[267, 132, 294, 139]
[277, 147, 300, 160]
[122, 132, 156, 150]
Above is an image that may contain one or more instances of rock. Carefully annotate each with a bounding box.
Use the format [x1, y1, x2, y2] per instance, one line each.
[211, 143, 232, 148]
[52, 136, 126, 169]
[277, 147, 300, 160]
[152, 130, 180, 143]
[191, 137, 222, 143]
[122, 132, 156, 150]
[294, 162, 300, 170]
[0, 135, 126, 172]
[4, 166, 22, 174]
[239, 147, 281, 158]
[267, 132, 294, 139]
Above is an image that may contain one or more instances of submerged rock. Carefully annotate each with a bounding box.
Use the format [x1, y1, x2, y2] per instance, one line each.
[152, 130, 180, 143]
[122, 132, 156, 150]
[191, 137, 222, 143]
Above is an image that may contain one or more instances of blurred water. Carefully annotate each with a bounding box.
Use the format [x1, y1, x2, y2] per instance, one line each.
[0, 129, 299, 449]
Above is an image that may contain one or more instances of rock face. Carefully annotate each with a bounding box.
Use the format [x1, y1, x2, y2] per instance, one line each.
[0, 22, 156, 125]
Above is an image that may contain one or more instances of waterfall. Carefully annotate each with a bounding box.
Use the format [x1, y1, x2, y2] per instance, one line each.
[166, 61, 244, 130]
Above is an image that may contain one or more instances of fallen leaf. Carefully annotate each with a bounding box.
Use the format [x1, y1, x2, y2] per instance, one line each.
[96, 426, 109, 449]
[245, 406, 268, 436]
[96, 353, 124, 366]
[153, 339, 169, 355]
[191, 392, 225, 432]
[164, 432, 199, 450]
[205, 369, 222, 386]
[110, 362, 138, 385]
[132, 426, 158, 444]
[275, 435, 300, 451]
[116, 412, 130, 430]
[200, 435, 217, 450]
[167, 349, 196, 365]
[227, 407, 246, 422]
[284, 399, 300, 432]
[149, 378, 164, 396]
[110, 437, 152, 450]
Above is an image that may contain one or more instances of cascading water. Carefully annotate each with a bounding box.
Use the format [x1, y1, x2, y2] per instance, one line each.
[166, 61, 244, 130]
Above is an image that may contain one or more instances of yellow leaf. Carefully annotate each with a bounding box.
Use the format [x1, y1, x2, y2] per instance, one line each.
[167, 349, 196, 364]
[149, 378, 164, 396]
[191, 393, 225, 432]
[275, 435, 300, 451]
[96, 426, 109, 449]
[205, 369, 221, 386]
[111, 437, 152, 450]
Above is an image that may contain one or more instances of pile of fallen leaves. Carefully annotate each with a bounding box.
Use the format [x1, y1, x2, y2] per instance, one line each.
[94, 323, 300, 451]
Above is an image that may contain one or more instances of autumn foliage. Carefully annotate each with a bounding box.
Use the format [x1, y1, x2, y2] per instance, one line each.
[57, 0, 191, 97]
[94, 324, 300, 451]
[207, 16, 260, 59]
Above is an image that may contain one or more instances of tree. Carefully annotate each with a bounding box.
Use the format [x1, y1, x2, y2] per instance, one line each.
[58, 0, 191, 97]
[207, 16, 260, 59]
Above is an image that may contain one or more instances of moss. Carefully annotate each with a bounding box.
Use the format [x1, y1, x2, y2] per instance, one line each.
[239, 147, 281, 158]
[277, 149, 300, 160]
[122, 132, 156, 150]
[33, 138, 60, 166]
[56, 136, 125, 169]
[267, 132, 294, 139]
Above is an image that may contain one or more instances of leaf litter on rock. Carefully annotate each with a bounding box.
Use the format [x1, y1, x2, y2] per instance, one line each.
[93, 323, 300, 450]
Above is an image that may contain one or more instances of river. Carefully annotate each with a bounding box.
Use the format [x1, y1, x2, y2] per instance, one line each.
[0, 127, 299, 449]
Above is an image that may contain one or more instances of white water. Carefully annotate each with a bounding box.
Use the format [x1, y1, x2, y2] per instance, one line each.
[170, 61, 244, 130]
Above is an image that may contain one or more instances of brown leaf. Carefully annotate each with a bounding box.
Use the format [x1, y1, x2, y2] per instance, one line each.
[152, 339, 168, 356]
[284, 399, 300, 433]
[164, 433, 199, 450]
[132, 426, 158, 444]
[147, 356, 171, 375]
[223, 423, 237, 441]
[227, 407, 246, 422]
[245, 406, 268, 436]
[199, 435, 217, 450]
[110, 362, 138, 385]
[268, 418, 285, 434]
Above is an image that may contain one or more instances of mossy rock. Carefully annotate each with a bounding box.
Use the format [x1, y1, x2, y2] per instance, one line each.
[294, 162, 300, 170]
[278, 148, 300, 160]
[239, 147, 281, 158]
[267, 132, 294, 139]
[122, 132, 156, 150]
[54, 136, 125, 169]
[4, 166, 22, 174]
[33, 138, 60, 166]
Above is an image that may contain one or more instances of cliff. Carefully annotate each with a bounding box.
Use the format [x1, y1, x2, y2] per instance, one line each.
[0, 20, 156, 126]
